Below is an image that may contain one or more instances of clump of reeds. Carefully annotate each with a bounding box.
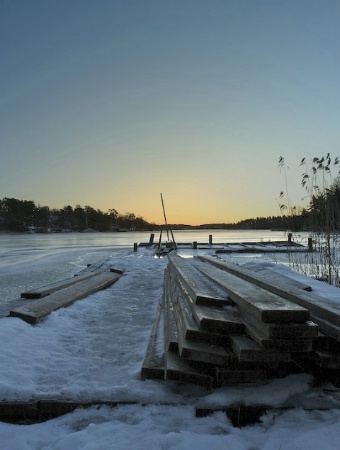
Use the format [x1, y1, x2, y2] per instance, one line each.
[278, 154, 340, 286]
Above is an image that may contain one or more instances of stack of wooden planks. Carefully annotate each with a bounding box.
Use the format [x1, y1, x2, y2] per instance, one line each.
[142, 253, 340, 388]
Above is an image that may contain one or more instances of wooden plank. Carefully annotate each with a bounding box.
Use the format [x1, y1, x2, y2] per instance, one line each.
[190, 258, 309, 324]
[9, 272, 121, 324]
[167, 271, 231, 347]
[245, 265, 312, 291]
[141, 298, 165, 380]
[236, 312, 318, 340]
[230, 335, 290, 363]
[310, 315, 340, 342]
[167, 254, 232, 307]
[21, 270, 103, 299]
[311, 350, 340, 369]
[163, 269, 179, 353]
[109, 267, 125, 274]
[214, 367, 267, 385]
[198, 255, 340, 329]
[175, 276, 245, 334]
[242, 316, 313, 352]
[196, 404, 271, 427]
[171, 288, 232, 366]
[164, 350, 214, 389]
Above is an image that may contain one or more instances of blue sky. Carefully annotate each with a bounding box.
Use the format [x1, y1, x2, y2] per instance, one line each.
[1, 0, 339, 225]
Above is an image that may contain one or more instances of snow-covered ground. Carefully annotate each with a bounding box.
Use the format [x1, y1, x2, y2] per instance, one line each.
[1, 246, 340, 450]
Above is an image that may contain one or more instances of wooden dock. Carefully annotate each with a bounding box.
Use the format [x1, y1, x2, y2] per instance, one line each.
[141, 253, 340, 388]
[139, 235, 309, 255]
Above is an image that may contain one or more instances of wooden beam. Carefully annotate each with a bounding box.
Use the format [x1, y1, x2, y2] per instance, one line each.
[21, 270, 103, 299]
[9, 272, 121, 324]
[230, 335, 290, 363]
[190, 258, 309, 324]
[168, 254, 232, 307]
[197, 255, 340, 330]
[141, 298, 165, 380]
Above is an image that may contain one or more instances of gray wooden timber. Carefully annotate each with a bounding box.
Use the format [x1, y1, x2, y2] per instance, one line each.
[171, 285, 232, 366]
[163, 269, 179, 353]
[311, 350, 340, 369]
[197, 255, 340, 330]
[141, 297, 165, 380]
[9, 272, 121, 324]
[214, 367, 267, 385]
[241, 316, 313, 352]
[174, 275, 245, 333]
[164, 349, 214, 389]
[247, 315, 318, 340]
[310, 314, 340, 342]
[170, 271, 245, 335]
[167, 271, 230, 347]
[230, 335, 290, 363]
[190, 258, 310, 323]
[21, 270, 103, 299]
[0, 400, 137, 424]
[167, 253, 232, 307]
[243, 264, 312, 291]
[109, 267, 125, 274]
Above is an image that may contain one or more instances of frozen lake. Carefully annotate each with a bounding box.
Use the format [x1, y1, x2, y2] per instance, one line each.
[0, 229, 294, 316]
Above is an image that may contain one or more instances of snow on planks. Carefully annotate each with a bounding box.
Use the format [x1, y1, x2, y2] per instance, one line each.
[10, 271, 121, 324]
[197, 255, 340, 339]
[141, 253, 340, 388]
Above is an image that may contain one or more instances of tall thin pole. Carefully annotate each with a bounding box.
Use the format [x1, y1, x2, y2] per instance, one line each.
[160, 193, 176, 248]
[160, 193, 170, 241]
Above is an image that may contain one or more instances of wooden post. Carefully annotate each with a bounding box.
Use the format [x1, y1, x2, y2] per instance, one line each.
[193, 241, 197, 249]
[209, 235, 213, 245]
[134, 243, 138, 252]
[308, 237, 313, 252]
[149, 233, 155, 245]
[288, 233, 292, 244]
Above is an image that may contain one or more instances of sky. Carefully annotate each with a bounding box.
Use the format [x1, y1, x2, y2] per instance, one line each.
[1, 0, 340, 225]
[1, 244, 340, 449]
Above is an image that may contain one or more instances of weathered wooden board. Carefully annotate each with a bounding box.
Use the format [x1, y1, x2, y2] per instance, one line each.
[190, 258, 309, 324]
[244, 265, 312, 291]
[172, 273, 245, 334]
[230, 335, 290, 363]
[167, 254, 232, 307]
[109, 267, 125, 274]
[214, 367, 267, 385]
[167, 273, 230, 347]
[163, 269, 179, 353]
[237, 312, 318, 340]
[200, 255, 312, 291]
[198, 255, 340, 329]
[310, 315, 340, 342]
[242, 316, 313, 352]
[311, 350, 340, 369]
[9, 272, 121, 324]
[141, 298, 165, 380]
[164, 349, 214, 389]
[170, 287, 232, 366]
[21, 270, 103, 299]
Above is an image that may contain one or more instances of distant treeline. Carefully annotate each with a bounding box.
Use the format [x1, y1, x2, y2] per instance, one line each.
[1, 187, 339, 233]
[0, 198, 157, 232]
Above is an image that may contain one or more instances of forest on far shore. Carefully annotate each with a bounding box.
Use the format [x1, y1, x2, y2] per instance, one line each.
[0, 187, 339, 233]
